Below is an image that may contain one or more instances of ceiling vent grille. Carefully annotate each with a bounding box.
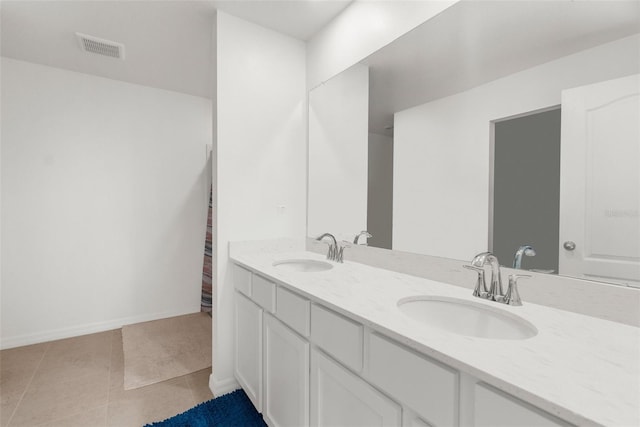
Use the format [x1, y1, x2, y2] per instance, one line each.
[76, 32, 125, 60]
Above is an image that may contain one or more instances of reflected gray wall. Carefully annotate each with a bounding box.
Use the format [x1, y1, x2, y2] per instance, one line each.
[493, 109, 561, 271]
[368, 132, 393, 249]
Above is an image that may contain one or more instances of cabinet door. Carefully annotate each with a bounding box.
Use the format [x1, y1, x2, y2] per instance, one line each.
[264, 313, 310, 427]
[235, 291, 262, 411]
[311, 348, 401, 427]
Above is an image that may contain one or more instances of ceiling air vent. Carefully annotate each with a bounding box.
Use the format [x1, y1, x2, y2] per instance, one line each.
[76, 32, 125, 60]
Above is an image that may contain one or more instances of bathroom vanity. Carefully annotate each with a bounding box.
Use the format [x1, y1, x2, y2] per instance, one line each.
[230, 248, 639, 427]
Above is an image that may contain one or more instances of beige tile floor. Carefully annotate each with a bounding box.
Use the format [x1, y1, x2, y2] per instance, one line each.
[0, 329, 213, 427]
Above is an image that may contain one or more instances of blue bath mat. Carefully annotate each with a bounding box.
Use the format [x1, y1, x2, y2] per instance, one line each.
[146, 389, 266, 427]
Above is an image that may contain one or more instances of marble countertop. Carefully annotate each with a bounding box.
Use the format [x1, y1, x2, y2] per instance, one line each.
[230, 249, 640, 427]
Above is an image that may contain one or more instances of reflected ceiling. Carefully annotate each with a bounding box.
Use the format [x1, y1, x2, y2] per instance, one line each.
[364, 0, 640, 136]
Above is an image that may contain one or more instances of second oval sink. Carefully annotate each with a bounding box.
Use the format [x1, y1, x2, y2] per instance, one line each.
[273, 259, 333, 273]
[398, 296, 537, 340]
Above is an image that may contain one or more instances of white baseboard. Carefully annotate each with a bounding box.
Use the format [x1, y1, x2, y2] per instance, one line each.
[209, 374, 240, 397]
[0, 307, 199, 349]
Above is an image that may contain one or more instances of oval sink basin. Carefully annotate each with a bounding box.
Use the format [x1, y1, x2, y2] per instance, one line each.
[273, 259, 333, 273]
[398, 296, 537, 340]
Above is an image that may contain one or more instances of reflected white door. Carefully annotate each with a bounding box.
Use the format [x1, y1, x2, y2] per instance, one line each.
[559, 74, 640, 286]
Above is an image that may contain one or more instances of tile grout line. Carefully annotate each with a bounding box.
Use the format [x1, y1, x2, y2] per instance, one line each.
[6, 342, 51, 427]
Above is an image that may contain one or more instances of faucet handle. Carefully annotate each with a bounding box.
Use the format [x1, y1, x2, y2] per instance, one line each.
[463, 265, 488, 298]
[336, 241, 352, 263]
[316, 233, 339, 261]
[504, 274, 531, 306]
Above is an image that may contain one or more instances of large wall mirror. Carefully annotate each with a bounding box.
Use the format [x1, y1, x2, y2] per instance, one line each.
[308, 0, 640, 287]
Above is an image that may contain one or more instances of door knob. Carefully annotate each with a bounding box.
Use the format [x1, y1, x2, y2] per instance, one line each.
[563, 241, 576, 251]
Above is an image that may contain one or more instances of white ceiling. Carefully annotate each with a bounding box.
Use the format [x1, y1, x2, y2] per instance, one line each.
[0, 0, 352, 98]
[211, 0, 352, 40]
[362, 0, 640, 136]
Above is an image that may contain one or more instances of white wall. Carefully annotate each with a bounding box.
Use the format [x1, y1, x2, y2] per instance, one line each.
[308, 63, 369, 241]
[213, 12, 306, 394]
[306, 0, 457, 89]
[0, 58, 212, 348]
[393, 34, 640, 261]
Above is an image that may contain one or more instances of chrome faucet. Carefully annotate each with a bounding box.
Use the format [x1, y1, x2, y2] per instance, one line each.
[466, 252, 530, 306]
[353, 231, 372, 245]
[471, 252, 503, 301]
[316, 233, 350, 263]
[316, 233, 338, 261]
[513, 245, 536, 269]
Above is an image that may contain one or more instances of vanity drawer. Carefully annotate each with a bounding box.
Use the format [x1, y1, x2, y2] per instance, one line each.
[252, 274, 276, 313]
[233, 264, 252, 296]
[368, 332, 458, 427]
[276, 286, 310, 337]
[474, 383, 572, 427]
[311, 304, 363, 372]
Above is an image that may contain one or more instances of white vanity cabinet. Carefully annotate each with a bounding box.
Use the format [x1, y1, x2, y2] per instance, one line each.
[232, 262, 575, 427]
[233, 264, 309, 427]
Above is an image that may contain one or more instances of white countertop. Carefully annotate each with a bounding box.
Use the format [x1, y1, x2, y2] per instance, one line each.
[230, 250, 640, 427]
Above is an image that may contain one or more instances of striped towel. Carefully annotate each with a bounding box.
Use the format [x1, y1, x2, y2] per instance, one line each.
[201, 187, 213, 312]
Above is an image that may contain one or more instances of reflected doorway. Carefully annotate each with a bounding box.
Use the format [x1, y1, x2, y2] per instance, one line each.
[491, 107, 561, 272]
[368, 131, 393, 249]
